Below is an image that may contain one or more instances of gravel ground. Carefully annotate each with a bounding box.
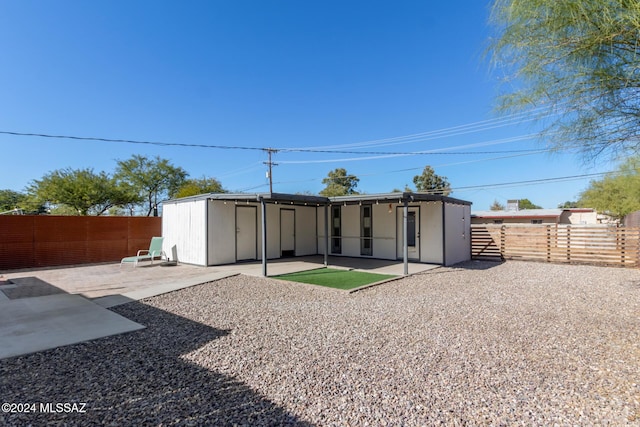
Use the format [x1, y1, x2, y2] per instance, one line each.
[1, 260, 639, 426]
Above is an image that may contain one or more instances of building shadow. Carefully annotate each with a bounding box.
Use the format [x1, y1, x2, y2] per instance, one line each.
[416, 259, 504, 275]
[0, 276, 66, 299]
[325, 256, 399, 271]
[0, 300, 313, 426]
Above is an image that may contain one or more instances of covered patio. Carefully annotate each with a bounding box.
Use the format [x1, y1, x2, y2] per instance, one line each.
[162, 191, 471, 276]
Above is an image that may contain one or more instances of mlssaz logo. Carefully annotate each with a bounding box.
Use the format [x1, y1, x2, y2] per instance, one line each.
[40, 403, 87, 413]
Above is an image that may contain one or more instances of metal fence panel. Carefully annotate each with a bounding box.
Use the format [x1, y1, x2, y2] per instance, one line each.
[0, 216, 161, 270]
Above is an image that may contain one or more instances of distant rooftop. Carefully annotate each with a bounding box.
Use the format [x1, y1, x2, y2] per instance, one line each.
[471, 209, 563, 219]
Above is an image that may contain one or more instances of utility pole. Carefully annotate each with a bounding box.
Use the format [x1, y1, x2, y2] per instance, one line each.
[263, 148, 278, 193]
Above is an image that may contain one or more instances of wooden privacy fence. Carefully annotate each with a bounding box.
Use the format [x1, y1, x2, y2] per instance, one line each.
[0, 216, 161, 270]
[471, 224, 640, 268]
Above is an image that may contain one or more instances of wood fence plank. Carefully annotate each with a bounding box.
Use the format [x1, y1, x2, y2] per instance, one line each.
[471, 224, 640, 268]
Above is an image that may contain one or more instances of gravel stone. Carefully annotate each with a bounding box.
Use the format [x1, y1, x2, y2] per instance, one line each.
[1, 260, 639, 425]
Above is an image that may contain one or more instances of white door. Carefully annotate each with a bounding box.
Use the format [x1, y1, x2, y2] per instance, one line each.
[280, 209, 295, 256]
[397, 206, 420, 261]
[236, 206, 257, 261]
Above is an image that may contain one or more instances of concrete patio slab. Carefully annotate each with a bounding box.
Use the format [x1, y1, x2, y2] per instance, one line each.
[0, 256, 438, 359]
[1, 256, 438, 301]
[1, 276, 66, 299]
[0, 293, 145, 360]
[2, 263, 242, 299]
[93, 271, 240, 308]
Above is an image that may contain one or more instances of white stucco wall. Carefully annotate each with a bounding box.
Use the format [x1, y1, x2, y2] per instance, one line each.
[317, 206, 327, 255]
[259, 204, 318, 259]
[419, 202, 444, 264]
[260, 203, 274, 259]
[167, 197, 470, 267]
[340, 205, 360, 257]
[319, 202, 429, 261]
[207, 201, 319, 264]
[444, 203, 471, 266]
[372, 203, 396, 259]
[319, 204, 397, 260]
[395, 205, 420, 260]
[294, 205, 318, 256]
[162, 199, 207, 266]
[208, 200, 237, 265]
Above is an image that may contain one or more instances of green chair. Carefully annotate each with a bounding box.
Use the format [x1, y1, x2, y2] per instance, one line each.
[121, 237, 167, 267]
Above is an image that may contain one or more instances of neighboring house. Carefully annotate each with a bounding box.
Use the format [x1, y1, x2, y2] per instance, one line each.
[471, 209, 563, 225]
[162, 192, 472, 269]
[472, 208, 615, 225]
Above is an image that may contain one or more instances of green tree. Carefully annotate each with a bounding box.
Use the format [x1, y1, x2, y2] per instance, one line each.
[390, 184, 413, 193]
[518, 199, 542, 209]
[0, 190, 26, 212]
[579, 156, 640, 218]
[490, 200, 505, 210]
[320, 168, 360, 196]
[490, 0, 640, 157]
[558, 201, 581, 209]
[412, 166, 451, 195]
[175, 177, 226, 199]
[28, 168, 138, 215]
[115, 155, 188, 216]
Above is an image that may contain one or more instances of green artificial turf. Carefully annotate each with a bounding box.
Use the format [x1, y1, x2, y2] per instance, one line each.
[274, 268, 396, 290]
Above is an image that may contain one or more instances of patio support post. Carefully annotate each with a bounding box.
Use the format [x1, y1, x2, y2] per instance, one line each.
[324, 204, 329, 267]
[261, 197, 267, 277]
[403, 198, 409, 276]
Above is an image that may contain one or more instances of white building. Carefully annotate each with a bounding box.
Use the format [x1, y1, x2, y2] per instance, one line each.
[162, 192, 472, 275]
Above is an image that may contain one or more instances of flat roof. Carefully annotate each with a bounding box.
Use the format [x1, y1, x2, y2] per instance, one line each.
[328, 192, 471, 206]
[165, 192, 472, 206]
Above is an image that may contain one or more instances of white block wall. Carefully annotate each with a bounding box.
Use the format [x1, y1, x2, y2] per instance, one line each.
[444, 203, 471, 266]
[208, 200, 236, 265]
[419, 202, 444, 264]
[207, 201, 319, 264]
[162, 199, 208, 266]
[372, 203, 397, 259]
[164, 198, 470, 267]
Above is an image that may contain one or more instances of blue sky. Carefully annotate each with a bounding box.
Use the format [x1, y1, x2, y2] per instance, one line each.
[0, 1, 616, 210]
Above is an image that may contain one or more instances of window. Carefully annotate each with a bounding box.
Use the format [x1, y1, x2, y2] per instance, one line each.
[531, 219, 543, 224]
[493, 220, 503, 224]
[331, 206, 341, 254]
[360, 205, 372, 256]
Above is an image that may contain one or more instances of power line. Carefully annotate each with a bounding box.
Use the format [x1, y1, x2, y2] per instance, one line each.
[216, 162, 264, 178]
[288, 106, 558, 151]
[277, 134, 558, 164]
[0, 129, 554, 158]
[267, 171, 612, 195]
[3, 128, 606, 198]
[278, 148, 551, 165]
[0, 130, 266, 151]
[245, 152, 553, 188]
[280, 148, 545, 156]
[447, 172, 611, 193]
[3, 124, 585, 195]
